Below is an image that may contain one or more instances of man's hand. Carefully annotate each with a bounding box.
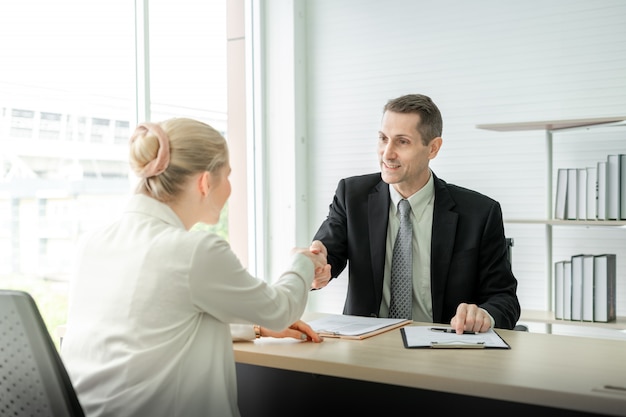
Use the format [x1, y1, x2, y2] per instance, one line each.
[310, 240, 331, 289]
[450, 303, 492, 334]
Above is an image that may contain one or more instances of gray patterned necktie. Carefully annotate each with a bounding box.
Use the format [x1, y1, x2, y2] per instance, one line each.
[389, 199, 413, 319]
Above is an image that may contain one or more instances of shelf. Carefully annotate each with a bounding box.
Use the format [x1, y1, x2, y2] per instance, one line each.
[504, 219, 626, 226]
[476, 117, 626, 132]
[520, 309, 626, 330]
[477, 117, 626, 327]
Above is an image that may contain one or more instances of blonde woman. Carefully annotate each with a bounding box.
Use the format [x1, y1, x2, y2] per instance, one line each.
[61, 118, 327, 417]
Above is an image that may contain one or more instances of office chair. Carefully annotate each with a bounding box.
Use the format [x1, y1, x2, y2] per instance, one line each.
[0, 289, 85, 417]
[505, 237, 513, 265]
[504, 239, 529, 332]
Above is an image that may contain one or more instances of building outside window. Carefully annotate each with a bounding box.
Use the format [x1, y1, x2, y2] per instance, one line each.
[0, 0, 228, 347]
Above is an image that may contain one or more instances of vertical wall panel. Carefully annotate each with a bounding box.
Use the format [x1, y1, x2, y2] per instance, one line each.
[303, 0, 626, 317]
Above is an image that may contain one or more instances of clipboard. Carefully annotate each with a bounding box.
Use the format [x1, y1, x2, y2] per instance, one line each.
[308, 314, 412, 340]
[400, 325, 510, 349]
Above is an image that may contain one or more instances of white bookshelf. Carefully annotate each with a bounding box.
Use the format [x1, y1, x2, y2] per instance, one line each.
[477, 117, 626, 331]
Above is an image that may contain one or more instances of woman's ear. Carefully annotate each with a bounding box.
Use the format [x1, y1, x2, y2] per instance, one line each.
[197, 171, 211, 197]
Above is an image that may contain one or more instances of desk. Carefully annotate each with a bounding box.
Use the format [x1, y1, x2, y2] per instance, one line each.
[234, 316, 626, 417]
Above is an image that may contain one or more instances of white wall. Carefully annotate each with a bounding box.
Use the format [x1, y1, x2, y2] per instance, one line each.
[257, 0, 626, 317]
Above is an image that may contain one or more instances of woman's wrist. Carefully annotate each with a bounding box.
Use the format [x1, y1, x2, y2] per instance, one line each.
[253, 324, 262, 338]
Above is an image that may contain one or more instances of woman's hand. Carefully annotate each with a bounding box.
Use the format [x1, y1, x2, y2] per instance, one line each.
[259, 320, 323, 343]
[293, 242, 328, 275]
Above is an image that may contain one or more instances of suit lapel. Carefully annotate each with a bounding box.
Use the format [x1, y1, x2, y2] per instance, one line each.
[431, 175, 458, 322]
[368, 180, 390, 306]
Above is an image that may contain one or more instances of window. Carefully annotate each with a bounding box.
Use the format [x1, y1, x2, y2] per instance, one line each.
[0, 0, 228, 346]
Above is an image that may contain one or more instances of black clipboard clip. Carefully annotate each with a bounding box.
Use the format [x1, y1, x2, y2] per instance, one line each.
[430, 341, 486, 349]
[430, 327, 478, 335]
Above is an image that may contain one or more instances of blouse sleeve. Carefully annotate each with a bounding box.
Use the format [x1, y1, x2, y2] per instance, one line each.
[188, 233, 314, 332]
[230, 323, 255, 342]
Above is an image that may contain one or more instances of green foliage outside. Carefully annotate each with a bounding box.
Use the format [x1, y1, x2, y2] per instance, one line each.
[0, 273, 69, 351]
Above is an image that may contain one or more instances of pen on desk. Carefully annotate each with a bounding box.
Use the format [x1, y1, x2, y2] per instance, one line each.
[430, 327, 478, 335]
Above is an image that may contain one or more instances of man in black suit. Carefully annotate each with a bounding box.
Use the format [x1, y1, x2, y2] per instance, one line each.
[311, 93, 520, 333]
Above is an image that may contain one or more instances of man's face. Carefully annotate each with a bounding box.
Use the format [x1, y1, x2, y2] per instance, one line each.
[377, 111, 441, 198]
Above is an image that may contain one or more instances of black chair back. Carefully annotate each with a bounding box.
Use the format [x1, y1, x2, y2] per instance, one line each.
[504, 239, 529, 332]
[0, 289, 85, 416]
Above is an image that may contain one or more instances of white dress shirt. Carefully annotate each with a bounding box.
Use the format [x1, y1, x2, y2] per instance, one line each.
[61, 194, 314, 417]
[379, 174, 435, 322]
[379, 172, 495, 328]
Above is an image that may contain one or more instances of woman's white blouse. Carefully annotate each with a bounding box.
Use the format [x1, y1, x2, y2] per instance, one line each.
[61, 194, 314, 417]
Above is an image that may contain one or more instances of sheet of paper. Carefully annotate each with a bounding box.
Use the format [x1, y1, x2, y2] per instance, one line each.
[308, 314, 410, 336]
[401, 325, 510, 349]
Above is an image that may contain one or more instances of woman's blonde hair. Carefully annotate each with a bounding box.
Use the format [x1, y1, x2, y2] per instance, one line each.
[129, 117, 228, 202]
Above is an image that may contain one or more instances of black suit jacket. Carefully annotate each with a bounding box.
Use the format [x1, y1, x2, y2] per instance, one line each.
[312, 172, 521, 329]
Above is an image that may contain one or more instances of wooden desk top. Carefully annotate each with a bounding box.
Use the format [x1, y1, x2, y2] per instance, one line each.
[233, 315, 626, 417]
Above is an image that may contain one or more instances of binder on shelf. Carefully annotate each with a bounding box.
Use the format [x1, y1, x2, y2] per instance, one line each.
[566, 168, 578, 220]
[570, 255, 584, 321]
[593, 254, 616, 322]
[563, 260, 572, 320]
[554, 261, 565, 320]
[554, 168, 568, 220]
[597, 161, 607, 220]
[620, 154, 626, 220]
[606, 154, 620, 220]
[577, 168, 587, 220]
[581, 254, 595, 322]
[586, 166, 597, 220]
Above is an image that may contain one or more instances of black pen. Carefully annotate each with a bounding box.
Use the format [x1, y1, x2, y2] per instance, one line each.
[430, 327, 478, 335]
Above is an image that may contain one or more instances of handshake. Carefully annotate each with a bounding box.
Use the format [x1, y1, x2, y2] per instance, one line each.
[292, 240, 332, 290]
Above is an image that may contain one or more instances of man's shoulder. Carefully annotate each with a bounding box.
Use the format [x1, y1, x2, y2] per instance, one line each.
[342, 172, 381, 184]
[341, 172, 384, 192]
[435, 176, 499, 206]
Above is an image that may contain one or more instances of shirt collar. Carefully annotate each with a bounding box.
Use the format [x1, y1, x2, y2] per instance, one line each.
[125, 193, 186, 229]
[389, 170, 435, 216]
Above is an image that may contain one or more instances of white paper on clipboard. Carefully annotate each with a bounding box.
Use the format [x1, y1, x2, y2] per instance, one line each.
[400, 326, 510, 349]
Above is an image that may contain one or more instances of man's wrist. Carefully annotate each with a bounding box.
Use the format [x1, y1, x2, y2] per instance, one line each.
[253, 324, 262, 338]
